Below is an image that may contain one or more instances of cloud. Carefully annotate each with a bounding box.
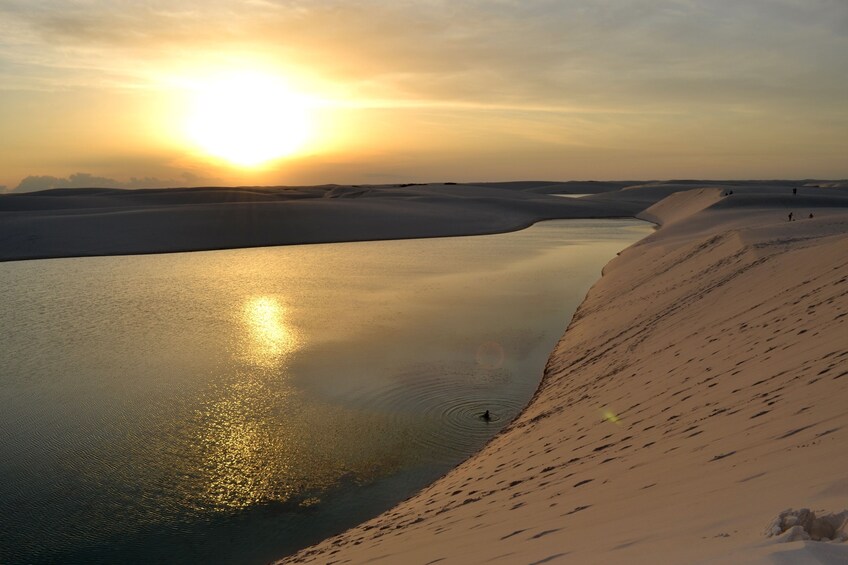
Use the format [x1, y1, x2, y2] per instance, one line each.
[1, 1, 846, 181]
[1, 0, 846, 115]
[12, 172, 209, 193]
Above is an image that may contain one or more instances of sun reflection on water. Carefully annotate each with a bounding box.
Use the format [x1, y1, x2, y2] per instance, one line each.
[243, 296, 299, 366]
[195, 295, 304, 510]
[186, 294, 429, 513]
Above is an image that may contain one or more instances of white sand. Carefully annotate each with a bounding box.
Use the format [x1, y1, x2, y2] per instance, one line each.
[274, 184, 848, 564]
[3, 180, 847, 563]
[0, 183, 638, 262]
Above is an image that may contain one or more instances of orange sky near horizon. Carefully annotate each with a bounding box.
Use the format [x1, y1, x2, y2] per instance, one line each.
[1, 1, 847, 192]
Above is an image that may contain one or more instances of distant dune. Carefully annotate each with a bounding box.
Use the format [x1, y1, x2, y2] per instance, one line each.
[1, 180, 844, 263]
[0, 182, 641, 262]
[3, 180, 847, 563]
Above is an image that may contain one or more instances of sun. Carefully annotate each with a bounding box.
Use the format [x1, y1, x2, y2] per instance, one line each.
[185, 71, 314, 167]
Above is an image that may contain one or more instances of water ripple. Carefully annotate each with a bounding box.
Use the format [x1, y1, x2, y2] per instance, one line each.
[353, 368, 527, 464]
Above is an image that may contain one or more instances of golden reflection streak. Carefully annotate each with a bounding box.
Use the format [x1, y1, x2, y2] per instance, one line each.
[192, 295, 404, 512]
[196, 295, 302, 510]
[243, 295, 299, 367]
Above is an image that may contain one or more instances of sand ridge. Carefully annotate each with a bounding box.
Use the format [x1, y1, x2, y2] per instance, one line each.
[277, 185, 848, 564]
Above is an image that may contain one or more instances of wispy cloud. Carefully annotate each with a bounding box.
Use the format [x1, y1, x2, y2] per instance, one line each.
[1, 1, 846, 183]
[1, 0, 846, 113]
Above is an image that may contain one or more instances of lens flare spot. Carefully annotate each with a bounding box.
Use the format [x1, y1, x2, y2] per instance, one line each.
[476, 340, 505, 370]
[602, 409, 621, 425]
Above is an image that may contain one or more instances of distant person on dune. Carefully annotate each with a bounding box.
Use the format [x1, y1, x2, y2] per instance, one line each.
[788, 212, 794, 221]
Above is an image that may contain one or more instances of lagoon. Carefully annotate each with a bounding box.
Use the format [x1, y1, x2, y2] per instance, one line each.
[0, 219, 649, 564]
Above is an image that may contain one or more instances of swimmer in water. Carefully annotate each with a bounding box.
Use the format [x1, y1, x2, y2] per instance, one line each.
[482, 409, 492, 421]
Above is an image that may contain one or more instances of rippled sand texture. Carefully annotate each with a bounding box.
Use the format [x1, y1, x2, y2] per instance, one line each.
[280, 184, 848, 564]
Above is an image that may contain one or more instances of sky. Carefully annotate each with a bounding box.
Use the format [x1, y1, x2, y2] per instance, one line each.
[1, 0, 847, 192]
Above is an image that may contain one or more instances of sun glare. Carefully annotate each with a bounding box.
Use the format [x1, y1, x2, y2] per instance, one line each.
[185, 71, 314, 167]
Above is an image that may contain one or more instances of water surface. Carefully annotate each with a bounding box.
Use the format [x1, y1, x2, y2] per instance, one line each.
[0, 219, 649, 564]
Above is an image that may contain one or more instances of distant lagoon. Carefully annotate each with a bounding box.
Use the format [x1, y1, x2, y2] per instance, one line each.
[0, 219, 650, 564]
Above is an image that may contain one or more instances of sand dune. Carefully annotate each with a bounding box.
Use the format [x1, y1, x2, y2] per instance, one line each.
[0, 183, 639, 262]
[276, 185, 848, 564]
